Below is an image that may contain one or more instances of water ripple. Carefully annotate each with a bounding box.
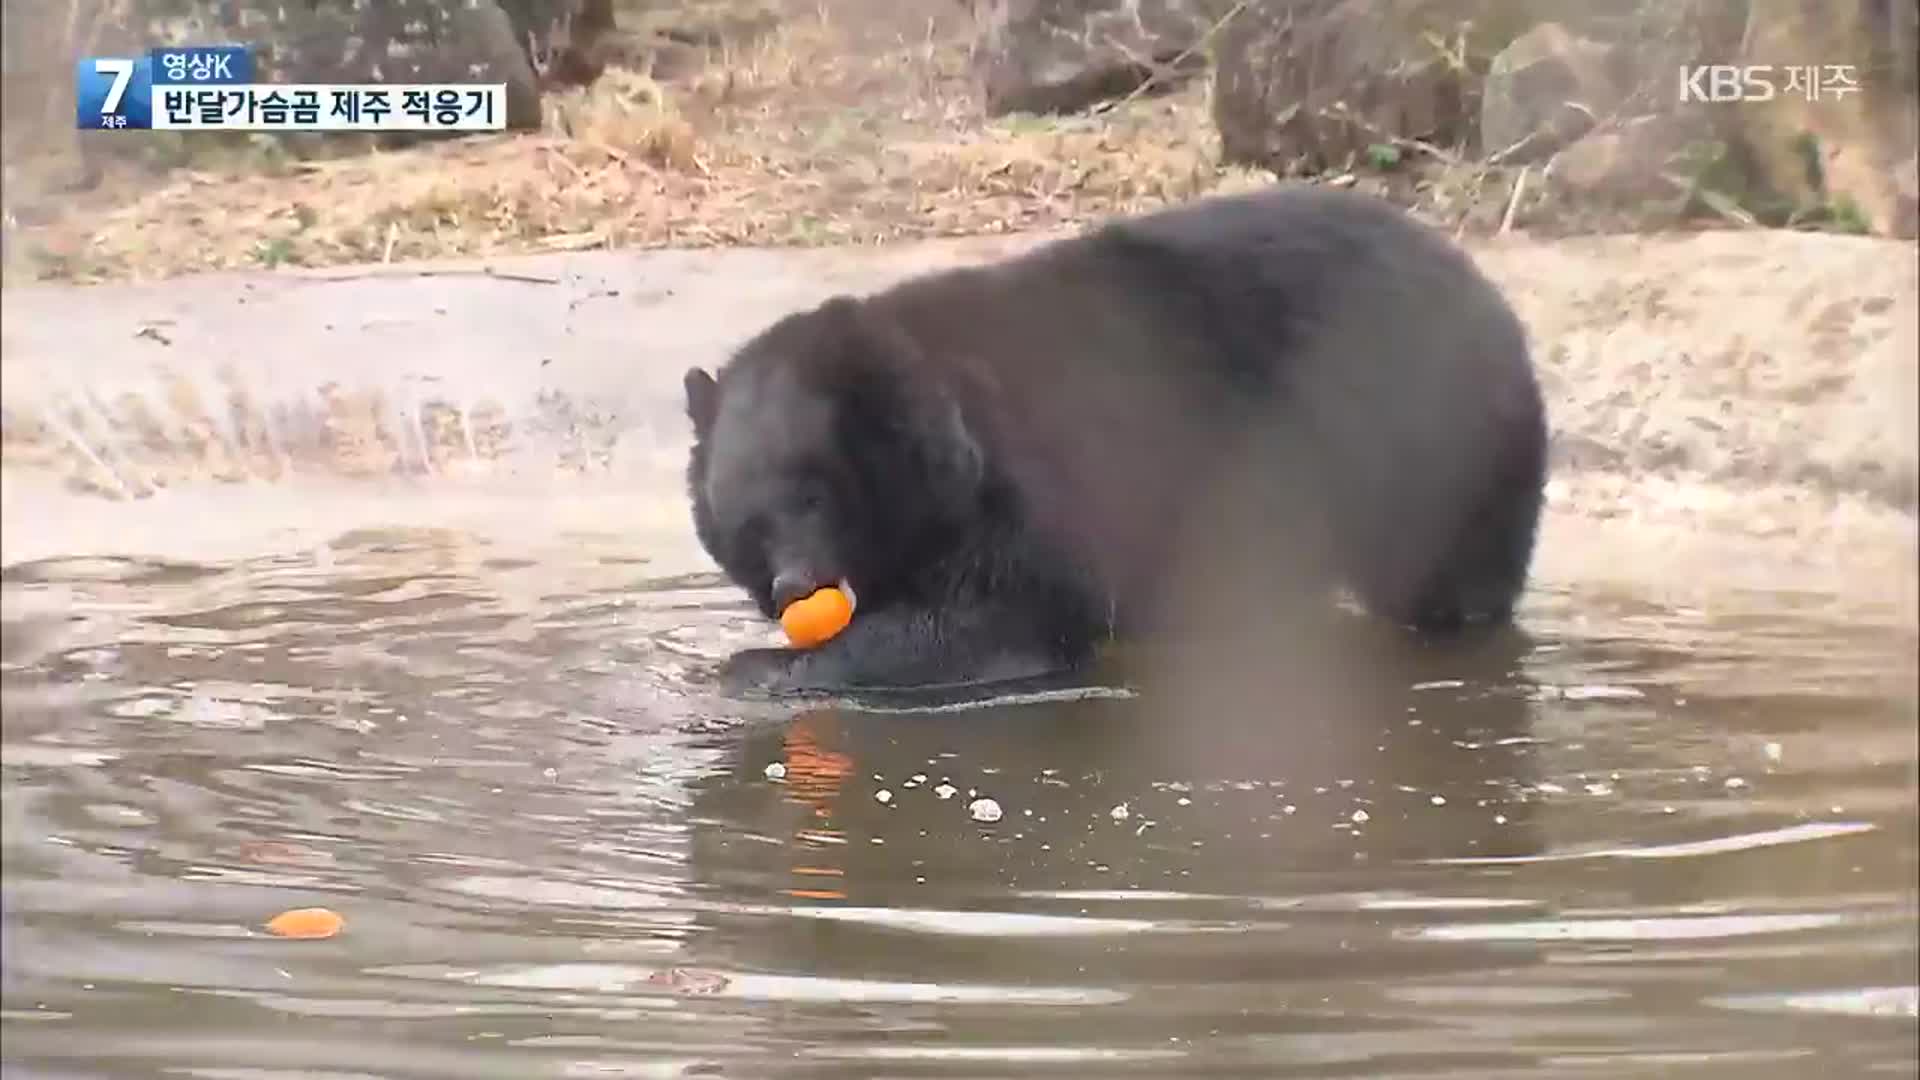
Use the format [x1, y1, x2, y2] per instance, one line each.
[3, 528, 1914, 1077]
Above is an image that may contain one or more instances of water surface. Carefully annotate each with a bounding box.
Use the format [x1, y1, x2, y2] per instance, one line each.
[2, 524, 1915, 1079]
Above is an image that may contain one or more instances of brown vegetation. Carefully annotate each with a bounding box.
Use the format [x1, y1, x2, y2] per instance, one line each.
[2, 0, 1266, 282]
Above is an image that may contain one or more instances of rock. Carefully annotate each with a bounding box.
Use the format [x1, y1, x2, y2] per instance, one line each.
[616, 1, 782, 84]
[38, 0, 645, 133]
[587, 29, 705, 84]
[1212, 0, 1515, 175]
[501, 0, 616, 90]
[1701, 0, 1918, 237]
[1480, 22, 1629, 165]
[627, 1, 780, 49]
[973, 0, 1219, 116]
[1548, 110, 1714, 207]
[134, 0, 553, 130]
[1893, 151, 1919, 240]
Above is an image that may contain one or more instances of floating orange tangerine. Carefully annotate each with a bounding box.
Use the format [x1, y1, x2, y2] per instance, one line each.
[265, 907, 345, 939]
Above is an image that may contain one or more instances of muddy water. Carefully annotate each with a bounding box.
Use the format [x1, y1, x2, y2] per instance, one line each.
[1, 521, 1915, 1079]
[3, 230, 1918, 1076]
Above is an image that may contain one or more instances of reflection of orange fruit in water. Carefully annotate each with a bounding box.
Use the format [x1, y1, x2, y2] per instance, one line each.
[783, 887, 847, 900]
[265, 907, 345, 939]
[780, 716, 853, 900]
[783, 718, 852, 815]
[784, 864, 846, 901]
[780, 586, 854, 648]
[235, 840, 332, 867]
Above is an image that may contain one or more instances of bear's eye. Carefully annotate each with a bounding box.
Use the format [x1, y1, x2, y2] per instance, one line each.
[734, 513, 772, 551]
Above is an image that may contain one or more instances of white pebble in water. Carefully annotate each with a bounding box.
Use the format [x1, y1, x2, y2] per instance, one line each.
[1724, 777, 1748, 790]
[933, 783, 957, 800]
[1110, 803, 1131, 821]
[874, 789, 893, 804]
[1764, 742, 1783, 763]
[763, 762, 787, 781]
[1176, 796, 1192, 807]
[1350, 809, 1371, 824]
[968, 797, 1004, 823]
[1429, 795, 1447, 806]
[1493, 814, 1508, 825]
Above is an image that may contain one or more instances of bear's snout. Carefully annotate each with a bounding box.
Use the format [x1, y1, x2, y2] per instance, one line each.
[771, 573, 818, 614]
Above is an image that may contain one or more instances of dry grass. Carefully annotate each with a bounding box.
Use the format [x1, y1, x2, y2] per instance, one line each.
[3, 0, 1271, 283]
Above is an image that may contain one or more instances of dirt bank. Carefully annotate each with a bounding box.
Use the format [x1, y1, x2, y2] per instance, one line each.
[2, 225, 1914, 620]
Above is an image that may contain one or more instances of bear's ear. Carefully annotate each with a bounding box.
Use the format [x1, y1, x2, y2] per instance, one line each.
[684, 368, 719, 438]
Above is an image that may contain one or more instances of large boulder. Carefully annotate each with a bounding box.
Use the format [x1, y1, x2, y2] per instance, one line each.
[1479, 22, 1630, 164]
[1546, 110, 1715, 208]
[616, 0, 783, 83]
[499, 0, 616, 91]
[204, 0, 579, 130]
[972, 0, 1221, 116]
[1711, 0, 1918, 237]
[1540, 0, 1918, 238]
[13, 0, 628, 135]
[1212, 0, 1520, 175]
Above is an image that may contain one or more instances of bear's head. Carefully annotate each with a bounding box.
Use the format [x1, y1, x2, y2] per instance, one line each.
[684, 297, 985, 623]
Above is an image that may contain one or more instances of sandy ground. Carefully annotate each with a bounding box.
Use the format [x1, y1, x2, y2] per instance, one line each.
[2, 223, 1915, 626]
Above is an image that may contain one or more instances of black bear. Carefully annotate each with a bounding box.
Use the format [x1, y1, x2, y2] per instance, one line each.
[683, 185, 1548, 693]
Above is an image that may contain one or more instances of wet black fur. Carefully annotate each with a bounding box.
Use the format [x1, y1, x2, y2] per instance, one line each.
[684, 185, 1549, 693]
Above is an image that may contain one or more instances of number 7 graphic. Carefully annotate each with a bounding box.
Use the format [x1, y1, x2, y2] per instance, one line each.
[94, 58, 134, 113]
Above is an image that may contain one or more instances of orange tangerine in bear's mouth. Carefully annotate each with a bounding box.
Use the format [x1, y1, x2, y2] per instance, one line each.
[780, 583, 855, 648]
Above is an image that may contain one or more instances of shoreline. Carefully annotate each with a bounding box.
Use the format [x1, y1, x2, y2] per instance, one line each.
[3, 224, 1915, 617]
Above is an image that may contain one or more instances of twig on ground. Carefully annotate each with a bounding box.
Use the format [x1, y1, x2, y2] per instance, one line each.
[1501, 165, 1530, 233]
[299, 266, 565, 284]
[1678, 178, 1760, 228]
[1100, 0, 1250, 114]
